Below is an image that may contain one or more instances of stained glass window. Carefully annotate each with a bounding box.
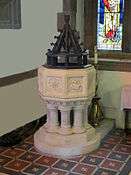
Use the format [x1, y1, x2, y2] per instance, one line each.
[97, 0, 124, 50]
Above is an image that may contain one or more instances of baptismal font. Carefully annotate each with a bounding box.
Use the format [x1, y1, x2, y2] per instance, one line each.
[34, 15, 100, 157]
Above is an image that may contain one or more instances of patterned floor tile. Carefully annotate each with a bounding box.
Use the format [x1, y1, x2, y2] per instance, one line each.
[35, 155, 58, 167]
[72, 163, 96, 175]
[29, 146, 40, 153]
[108, 151, 129, 162]
[19, 151, 41, 162]
[53, 159, 76, 171]
[110, 130, 125, 137]
[43, 168, 67, 175]
[25, 135, 34, 144]
[0, 147, 7, 154]
[82, 155, 104, 166]
[0, 129, 130, 175]
[22, 163, 48, 175]
[16, 142, 33, 151]
[120, 139, 131, 145]
[126, 134, 131, 140]
[5, 159, 30, 172]
[94, 168, 117, 175]
[90, 148, 110, 158]
[68, 173, 81, 175]
[119, 157, 131, 175]
[114, 144, 131, 154]
[2, 148, 25, 158]
[0, 155, 12, 166]
[67, 155, 83, 162]
[0, 166, 24, 175]
[100, 142, 116, 150]
[100, 159, 123, 171]
[105, 137, 121, 144]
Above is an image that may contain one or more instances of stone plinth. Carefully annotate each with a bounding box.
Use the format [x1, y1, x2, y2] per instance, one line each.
[34, 66, 100, 158]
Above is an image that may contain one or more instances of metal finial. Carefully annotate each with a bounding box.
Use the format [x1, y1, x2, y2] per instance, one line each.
[64, 14, 70, 24]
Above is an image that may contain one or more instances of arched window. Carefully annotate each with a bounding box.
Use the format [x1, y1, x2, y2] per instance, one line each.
[97, 0, 124, 50]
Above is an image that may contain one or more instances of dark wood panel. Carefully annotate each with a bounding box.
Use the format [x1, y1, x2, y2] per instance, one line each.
[0, 69, 37, 87]
[89, 58, 131, 72]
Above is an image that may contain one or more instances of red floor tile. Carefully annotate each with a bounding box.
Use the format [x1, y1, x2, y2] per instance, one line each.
[43, 168, 67, 175]
[90, 148, 110, 158]
[0, 129, 130, 175]
[100, 159, 123, 171]
[35, 155, 58, 166]
[2, 148, 25, 158]
[114, 144, 131, 154]
[5, 159, 30, 172]
[72, 163, 96, 175]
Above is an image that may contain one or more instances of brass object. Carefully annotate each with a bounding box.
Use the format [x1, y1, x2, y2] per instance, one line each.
[88, 95, 104, 127]
[88, 46, 104, 127]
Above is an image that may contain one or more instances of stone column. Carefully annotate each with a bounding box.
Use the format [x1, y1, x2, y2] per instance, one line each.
[46, 103, 59, 132]
[58, 106, 72, 135]
[73, 105, 86, 133]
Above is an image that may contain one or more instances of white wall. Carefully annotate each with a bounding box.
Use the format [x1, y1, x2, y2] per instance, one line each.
[0, 0, 62, 78]
[0, 77, 47, 136]
[98, 70, 131, 129]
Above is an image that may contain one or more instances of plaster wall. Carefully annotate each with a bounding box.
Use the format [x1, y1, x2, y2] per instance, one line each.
[0, 0, 62, 78]
[98, 70, 131, 129]
[0, 77, 46, 136]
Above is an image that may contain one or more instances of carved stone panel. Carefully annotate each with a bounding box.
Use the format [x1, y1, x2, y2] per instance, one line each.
[0, 0, 21, 29]
[47, 76, 63, 92]
[38, 66, 96, 100]
[67, 77, 83, 92]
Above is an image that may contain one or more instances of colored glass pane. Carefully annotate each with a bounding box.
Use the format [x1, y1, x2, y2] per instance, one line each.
[97, 0, 124, 50]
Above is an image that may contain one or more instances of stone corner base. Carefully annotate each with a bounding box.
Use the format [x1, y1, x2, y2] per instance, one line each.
[34, 126, 100, 158]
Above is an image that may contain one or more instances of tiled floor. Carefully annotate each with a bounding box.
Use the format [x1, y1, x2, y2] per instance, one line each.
[0, 129, 131, 175]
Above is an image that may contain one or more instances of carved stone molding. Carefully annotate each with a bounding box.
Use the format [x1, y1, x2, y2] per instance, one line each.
[38, 66, 96, 100]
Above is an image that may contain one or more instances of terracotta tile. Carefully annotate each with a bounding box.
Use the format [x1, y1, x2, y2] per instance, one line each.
[5, 159, 30, 172]
[114, 144, 131, 154]
[0, 155, 12, 166]
[82, 155, 104, 166]
[68, 173, 82, 175]
[25, 135, 34, 144]
[19, 152, 41, 162]
[126, 134, 131, 141]
[119, 157, 131, 175]
[105, 137, 121, 144]
[94, 168, 117, 175]
[16, 142, 33, 150]
[72, 163, 96, 175]
[90, 148, 110, 158]
[44, 168, 67, 175]
[2, 148, 25, 158]
[100, 159, 123, 171]
[0, 147, 7, 154]
[110, 130, 125, 137]
[120, 139, 131, 145]
[53, 159, 76, 171]
[35, 155, 58, 166]
[108, 151, 129, 161]
[0, 129, 129, 175]
[100, 142, 116, 150]
[0, 166, 24, 175]
[67, 155, 83, 162]
[29, 146, 40, 153]
[23, 163, 48, 175]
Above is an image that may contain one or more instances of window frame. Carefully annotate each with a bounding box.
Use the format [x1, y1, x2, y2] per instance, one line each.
[84, 0, 131, 60]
